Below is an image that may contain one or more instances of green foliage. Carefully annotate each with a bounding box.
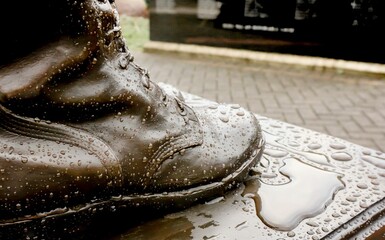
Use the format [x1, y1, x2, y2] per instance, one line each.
[120, 16, 149, 51]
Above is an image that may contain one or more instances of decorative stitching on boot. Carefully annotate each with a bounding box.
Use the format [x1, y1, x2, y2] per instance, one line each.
[0, 104, 122, 187]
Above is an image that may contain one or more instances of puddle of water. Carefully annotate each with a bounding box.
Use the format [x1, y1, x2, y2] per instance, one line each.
[243, 158, 344, 231]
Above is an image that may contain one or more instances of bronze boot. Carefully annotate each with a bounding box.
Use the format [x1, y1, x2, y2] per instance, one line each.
[0, 0, 264, 229]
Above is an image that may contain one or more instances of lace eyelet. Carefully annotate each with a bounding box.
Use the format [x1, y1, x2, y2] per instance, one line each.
[119, 56, 129, 69]
[160, 90, 168, 106]
[141, 69, 151, 89]
[142, 76, 150, 89]
[175, 99, 187, 116]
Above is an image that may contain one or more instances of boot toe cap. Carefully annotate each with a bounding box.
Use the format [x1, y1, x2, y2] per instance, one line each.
[150, 104, 263, 192]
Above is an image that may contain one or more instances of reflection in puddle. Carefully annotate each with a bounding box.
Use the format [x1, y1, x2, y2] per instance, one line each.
[243, 158, 344, 231]
[120, 216, 194, 240]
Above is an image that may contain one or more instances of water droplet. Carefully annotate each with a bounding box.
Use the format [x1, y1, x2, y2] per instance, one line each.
[346, 196, 357, 202]
[219, 115, 229, 123]
[307, 230, 315, 235]
[357, 183, 368, 189]
[287, 231, 295, 237]
[332, 212, 341, 218]
[21, 157, 28, 164]
[306, 221, 319, 227]
[331, 152, 352, 161]
[371, 179, 380, 185]
[330, 142, 346, 150]
[288, 141, 300, 147]
[236, 110, 245, 116]
[308, 143, 322, 150]
[359, 202, 369, 208]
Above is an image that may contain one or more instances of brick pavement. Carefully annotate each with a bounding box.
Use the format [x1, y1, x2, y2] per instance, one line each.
[133, 50, 385, 152]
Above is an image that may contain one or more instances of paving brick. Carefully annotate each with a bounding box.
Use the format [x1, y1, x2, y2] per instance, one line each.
[374, 140, 385, 153]
[366, 112, 385, 127]
[341, 120, 363, 133]
[247, 100, 265, 113]
[284, 112, 304, 125]
[325, 126, 349, 139]
[301, 124, 327, 134]
[352, 115, 374, 128]
[312, 104, 330, 115]
[298, 108, 318, 120]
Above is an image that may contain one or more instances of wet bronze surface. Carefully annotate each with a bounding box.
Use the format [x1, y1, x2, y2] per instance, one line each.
[0, 0, 384, 239]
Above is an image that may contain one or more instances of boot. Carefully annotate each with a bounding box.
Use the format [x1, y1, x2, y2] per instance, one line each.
[0, 0, 264, 226]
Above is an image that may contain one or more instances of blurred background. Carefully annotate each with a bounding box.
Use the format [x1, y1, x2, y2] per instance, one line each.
[116, 0, 385, 153]
[116, 0, 149, 50]
[116, 0, 385, 64]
